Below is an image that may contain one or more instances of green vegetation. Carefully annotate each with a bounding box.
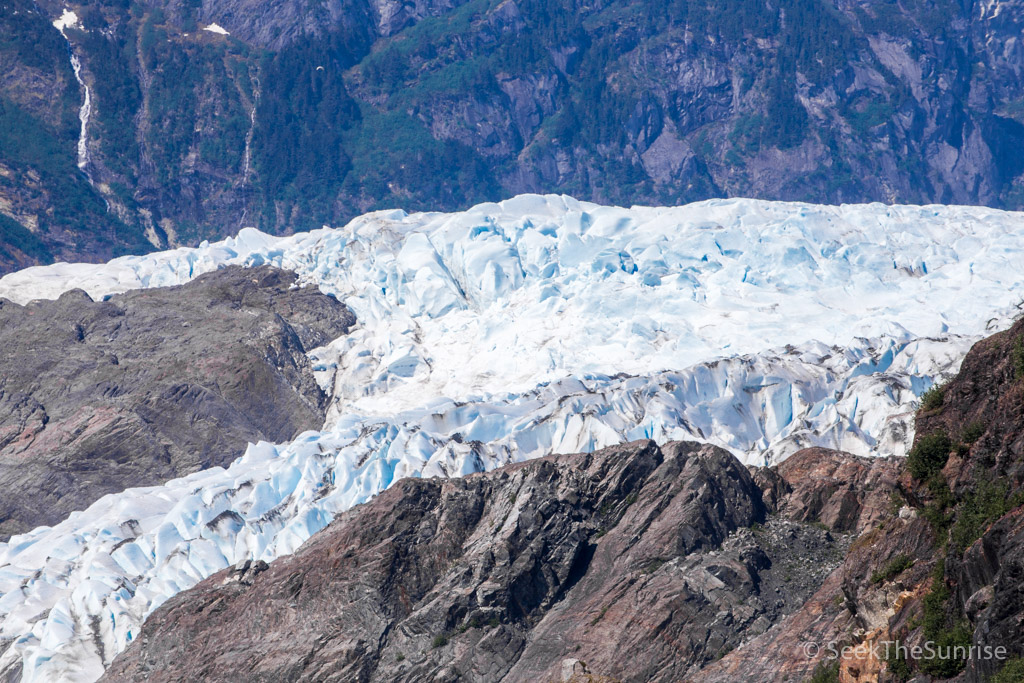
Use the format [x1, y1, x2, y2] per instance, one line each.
[144, 34, 217, 182]
[0, 0, 76, 74]
[339, 108, 498, 216]
[79, 23, 143, 180]
[431, 633, 449, 648]
[458, 617, 485, 633]
[961, 421, 985, 444]
[907, 431, 952, 480]
[885, 644, 912, 682]
[0, 94, 144, 253]
[4, 0, 1008, 260]
[343, 0, 865, 214]
[252, 30, 363, 230]
[889, 490, 907, 516]
[920, 472, 955, 534]
[870, 553, 913, 585]
[0, 214, 52, 264]
[808, 659, 840, 683]
[845, 98, 895, 136]
[993, 658, 1024, 683]
[950, 478, 1024, 554]
[920, 383, 946, 411]
[1012, 335, 1024, 380]
[919, 559, 972, 677]
[0, 0, 148, 260]
[642, 558, 665, 574]
[0, 95, 77, 175]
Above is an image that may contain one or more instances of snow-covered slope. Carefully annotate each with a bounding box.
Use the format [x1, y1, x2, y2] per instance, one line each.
[1, 195, 1023, 681]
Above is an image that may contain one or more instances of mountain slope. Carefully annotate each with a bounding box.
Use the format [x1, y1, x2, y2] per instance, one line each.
[101, 317, 1024, 683]
[698, 317, 1024, 682]
[4, 0, 1024, 270]
[0, 0, 152, 271]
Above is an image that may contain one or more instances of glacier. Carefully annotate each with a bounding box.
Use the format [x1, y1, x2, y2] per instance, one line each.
[0, 195, 1023, 681]
[1, 195, 1020, 420]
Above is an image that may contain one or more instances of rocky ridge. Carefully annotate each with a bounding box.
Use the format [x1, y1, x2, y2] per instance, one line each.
[101, 439, 891, 682]
[100, 317, 1024, 683]
[698, 318, 1024, 682]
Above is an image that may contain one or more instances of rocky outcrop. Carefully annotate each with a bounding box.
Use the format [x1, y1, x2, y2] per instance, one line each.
[913, 318, 1024, 493]
[86, 320, 1024, 683]
[699, 320, 1024, 683]
[914, 318, 1024, 682]
[0, 265, 353, 539]
[102, 440, 856, 682]
[769, 447, 904, 534]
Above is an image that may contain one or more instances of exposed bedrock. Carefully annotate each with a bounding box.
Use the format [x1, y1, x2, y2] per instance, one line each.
[0, 265, 353, 540]
[102, 440, 889, 682]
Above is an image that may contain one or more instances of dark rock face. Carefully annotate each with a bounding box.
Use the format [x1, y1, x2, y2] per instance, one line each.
[87, 322, 1024, 682]
[914, 319, 1024, 494]
[698, 460, 924, 682]
[0, 265, 353, 540]
[101, 440, 854, 682]
[914, 318, 1024, 682]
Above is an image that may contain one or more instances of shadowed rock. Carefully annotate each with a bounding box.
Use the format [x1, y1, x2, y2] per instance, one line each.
[699, 320, 1024, 682]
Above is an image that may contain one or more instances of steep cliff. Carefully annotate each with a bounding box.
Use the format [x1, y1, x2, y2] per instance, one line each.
[699, 318, 1024, 682]
[4, 0, 1024, 273]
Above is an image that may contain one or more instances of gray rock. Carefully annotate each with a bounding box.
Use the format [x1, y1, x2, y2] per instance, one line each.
[0, 265, 353, 540]
[101, 440, 851, 682]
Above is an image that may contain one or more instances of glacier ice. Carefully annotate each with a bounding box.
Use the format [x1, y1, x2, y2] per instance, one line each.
[1, 195, 1024, 681]
[2, 196, 1021, 421]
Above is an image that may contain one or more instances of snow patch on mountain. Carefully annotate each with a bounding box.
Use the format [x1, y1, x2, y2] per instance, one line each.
[52, 9, 80, 31]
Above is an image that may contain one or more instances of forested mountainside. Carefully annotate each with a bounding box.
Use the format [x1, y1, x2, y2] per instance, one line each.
[3, 0, 1024, 272]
